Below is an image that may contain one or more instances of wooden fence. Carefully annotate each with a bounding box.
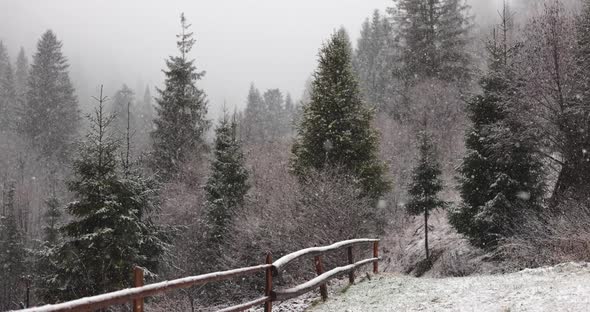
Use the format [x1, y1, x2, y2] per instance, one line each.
[16, 238, 380, 312]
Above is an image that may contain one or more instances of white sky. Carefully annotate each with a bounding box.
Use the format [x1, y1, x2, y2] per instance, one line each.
[0, 0, 399, 116]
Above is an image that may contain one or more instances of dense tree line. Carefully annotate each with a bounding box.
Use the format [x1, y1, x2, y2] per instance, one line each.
[241, 84, 296, 143]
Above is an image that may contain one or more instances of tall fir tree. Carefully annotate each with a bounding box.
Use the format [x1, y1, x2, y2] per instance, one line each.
[110, 84, 136, 139]
[353, 10, 397, 113]
[15, 47, 28, 100]
[406, 130, 445, 260]
[263, 88, 285, 140]
[389, 0, 472, 84]
[449, 6, 544, 248]
[34, 193, 62, 302]
[548, 0, 590, 202]
[151, 14, 209, 180]
[204, 112, 249, 245]
[0, 182, 27, 311]
[42, 195, 62, 245]
[284, 93, 296, 135]
[291, 28, 390, 199]
[0, 41, 16, 132]
[142, 86, 154, 122]
[43, 87, 169, 302]
[133, 86, 154, 153]
[14, 47, 29, 132]
[243, 83, 266, 143]
[20, 30, 79, 158]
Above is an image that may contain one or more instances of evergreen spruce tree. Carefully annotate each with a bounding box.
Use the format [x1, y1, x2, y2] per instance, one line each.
[43, 195, 62, 245]
[151, 14, 209, 179]
[406, 130, 445, 260]
[291, 29, 390, 199]
[20, 30, 79, 158]
[204, 112, 249, 245]
[110, 84, 135, 138]
[353, 10, 397, 113]
[390, 0, 472, 83]
[263, 88, 285, 140]
[139, 86, 154, 139]
[14, 47, 29, 132]
[548, 0, 590, 201]
[243, 83, 266, 143]
[142, 86, 154, 122]
[0, 41, 16, 132]
[34, 193, 62, 302]
[449, 8, 544, 248]
[0, 182, 27, 311]
[43, 87, 169, 302]
[285, 93, 295, 117]
[284, 93, 296, 135]
[15, 47, 28, 100]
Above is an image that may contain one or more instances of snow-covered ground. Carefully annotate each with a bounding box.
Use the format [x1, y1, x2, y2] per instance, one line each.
[308, 262, 590, 312]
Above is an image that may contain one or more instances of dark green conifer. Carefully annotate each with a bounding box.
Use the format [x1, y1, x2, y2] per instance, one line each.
[151, 13, 209, 179]
[21, 30, 79, 158]
[43, 87, 169, 302]
[291, 29, 389, 199]
[204, 112, 249, 245]
[390, 0, 472, 83]
[0, 182, 26, 311]
[406, 131, 445, 260]
[449, 7, 544, 248]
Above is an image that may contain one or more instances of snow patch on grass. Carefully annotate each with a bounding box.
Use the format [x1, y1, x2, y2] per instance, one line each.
[309, 262, 590, 312]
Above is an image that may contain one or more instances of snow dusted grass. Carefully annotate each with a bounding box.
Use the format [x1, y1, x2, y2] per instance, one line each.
[309, 262, 590, 312]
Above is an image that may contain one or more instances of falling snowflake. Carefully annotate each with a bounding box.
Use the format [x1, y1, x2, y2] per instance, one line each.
[516, 191, 531, 201]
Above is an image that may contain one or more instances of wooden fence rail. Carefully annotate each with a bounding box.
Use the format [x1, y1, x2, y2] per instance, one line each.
[15, 238, 380, 312]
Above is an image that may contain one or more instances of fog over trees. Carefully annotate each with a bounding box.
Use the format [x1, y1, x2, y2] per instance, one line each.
[2, 0, 590, 311]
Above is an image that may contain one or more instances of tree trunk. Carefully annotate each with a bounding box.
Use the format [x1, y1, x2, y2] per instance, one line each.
[424, 208, 429, 260]
[551, 160, 590, 207]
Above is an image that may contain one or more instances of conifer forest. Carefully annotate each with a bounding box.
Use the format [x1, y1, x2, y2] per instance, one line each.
[1, 0, 590, 311]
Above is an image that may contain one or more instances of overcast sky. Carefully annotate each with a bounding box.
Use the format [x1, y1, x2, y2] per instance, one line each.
[0, 0, 513, 117]
[0, 0, 398, 115]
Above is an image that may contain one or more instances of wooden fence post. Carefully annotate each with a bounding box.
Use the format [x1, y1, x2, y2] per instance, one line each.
[133, 266, 144, 312]
[373, 241, 379, 274]
[265, 252, 273, 312]
[314, 255, 328, 301]
[347, 246, 354, 284]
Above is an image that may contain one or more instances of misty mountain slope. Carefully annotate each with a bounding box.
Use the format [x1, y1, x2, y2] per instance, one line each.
[308, 262, 590, 312]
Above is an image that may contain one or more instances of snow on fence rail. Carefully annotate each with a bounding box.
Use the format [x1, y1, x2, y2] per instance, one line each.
[14, 238, 380, 312]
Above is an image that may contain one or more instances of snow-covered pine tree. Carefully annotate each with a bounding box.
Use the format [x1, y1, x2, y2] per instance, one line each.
[20, 30, 80, 158]
[0, 182, 27, 311]
[449, 6, 544, 248]
[0, 41, 16, 133]
[43, 87, 169, 302]
[389, 0, 472, 84]
[151, 14, 209, 180]
[291, 28, 390, 199]
[204, 111, 249, 245]
[406, 130, 445, 260]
